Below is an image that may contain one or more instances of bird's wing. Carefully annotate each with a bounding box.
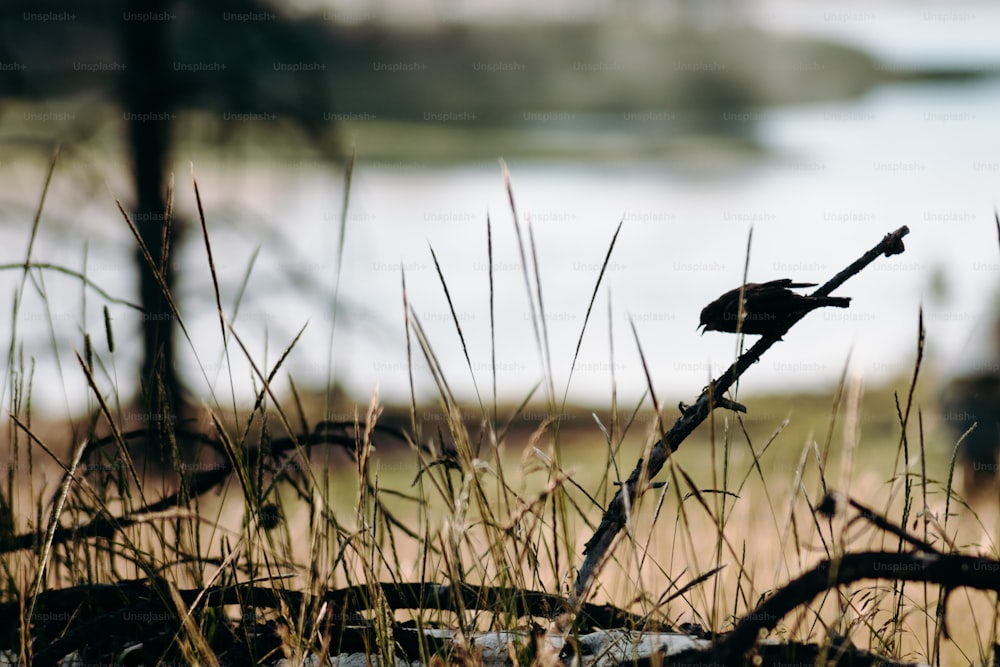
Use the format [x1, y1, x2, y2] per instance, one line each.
[759, 279, 817, 289]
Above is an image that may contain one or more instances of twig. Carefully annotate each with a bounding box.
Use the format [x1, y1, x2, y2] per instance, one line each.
[573, 226, 910, 600]
[713, 550, 997, 662]
[1, 421, 404, 554]
[817, 491, 942, 555]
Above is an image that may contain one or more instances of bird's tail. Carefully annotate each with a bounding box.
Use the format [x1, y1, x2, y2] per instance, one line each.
[819, 296, 851, 308]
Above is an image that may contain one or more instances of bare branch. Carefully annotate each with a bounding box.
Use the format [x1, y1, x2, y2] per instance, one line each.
[573, 226, 911, 600]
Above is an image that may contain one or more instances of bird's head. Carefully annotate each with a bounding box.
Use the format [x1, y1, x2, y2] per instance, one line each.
[697, 307, 713, 334]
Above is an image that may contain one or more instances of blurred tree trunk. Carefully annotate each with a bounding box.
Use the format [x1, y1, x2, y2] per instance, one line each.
[121, 0, 182, 461]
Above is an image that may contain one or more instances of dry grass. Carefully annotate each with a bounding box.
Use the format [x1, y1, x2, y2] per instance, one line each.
[1, 153, 997, 665]
[4, 379, 995, 664]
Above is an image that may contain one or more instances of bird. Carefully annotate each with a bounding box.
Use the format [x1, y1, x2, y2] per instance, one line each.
[698, 279, 851, 336]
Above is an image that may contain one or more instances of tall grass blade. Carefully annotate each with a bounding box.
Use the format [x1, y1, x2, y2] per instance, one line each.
[325, 145, 357, 419]
[561, 219, 623, 410]
[192, 166, 238, 419]
[428, 245, 483, 409]
[499, 160, 549, 404]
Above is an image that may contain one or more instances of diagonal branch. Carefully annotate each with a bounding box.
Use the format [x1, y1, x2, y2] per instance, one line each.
[572, 226, 911, 600]
[714, 550, 992, 662]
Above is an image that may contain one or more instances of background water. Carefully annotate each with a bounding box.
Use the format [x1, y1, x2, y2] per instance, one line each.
[2, 2, 999, 415]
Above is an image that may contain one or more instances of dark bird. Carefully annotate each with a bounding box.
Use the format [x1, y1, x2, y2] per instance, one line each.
[699, 279, 851, 336]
